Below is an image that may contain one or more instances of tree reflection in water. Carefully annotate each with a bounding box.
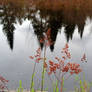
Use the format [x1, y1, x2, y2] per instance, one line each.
[0, 1, 92, 51]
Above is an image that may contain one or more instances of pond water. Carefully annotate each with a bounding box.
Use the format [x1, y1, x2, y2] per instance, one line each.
[0, 1, 92, 91]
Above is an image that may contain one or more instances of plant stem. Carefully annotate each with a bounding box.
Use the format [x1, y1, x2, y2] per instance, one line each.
[30, 62, 36, 91]
[60, 74, 64, 92]
[54, 73, 61, 84]
[41, 44, 46, 91]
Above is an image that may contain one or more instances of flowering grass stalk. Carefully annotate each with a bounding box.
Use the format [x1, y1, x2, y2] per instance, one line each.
[29, 28, 86, 92]
[44, 43, 82, 92]
[30, 64, 35, 92]
[41, 45, 46, 91]
[40, 28, 52, 91]
[29, 46, 46, 92]
[39, 29, 82, 92]
[29, 48, 42, 92]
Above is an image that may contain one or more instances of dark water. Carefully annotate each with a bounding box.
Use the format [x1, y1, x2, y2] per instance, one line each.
[0, 2, 92, 91]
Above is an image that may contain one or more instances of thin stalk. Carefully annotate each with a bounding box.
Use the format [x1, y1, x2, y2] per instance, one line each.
[60, 75, 64, 92]
[54, 73, 61, 84]
[30, 62, 36, 92]
[41, 44, 46, 91]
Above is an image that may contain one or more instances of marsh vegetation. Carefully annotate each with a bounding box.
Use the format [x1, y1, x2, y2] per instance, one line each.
[0, 0, 92, 92]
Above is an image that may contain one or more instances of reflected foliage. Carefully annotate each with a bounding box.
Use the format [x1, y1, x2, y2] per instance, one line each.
[0, 1, 25, 50]
[0, 5, 15, 50]
[0, 1, 92, 51]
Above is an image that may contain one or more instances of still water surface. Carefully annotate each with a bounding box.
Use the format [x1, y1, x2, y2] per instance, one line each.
[0, 2, 92, 91]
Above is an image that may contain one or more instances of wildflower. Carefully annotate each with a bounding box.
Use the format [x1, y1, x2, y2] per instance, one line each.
[0, 75, 8, 83]
[35, 58, 42, 63]
[62, 56, 66, 60]
[48, 71, 52, 75]
[0, 75, 8, 91]
[54, 63, 60, 69]
[48, 61, 61, 75]
[46, 28, 51, 38]
[40, 38, 44, 43]
[29, 56, 34, 59]
[44, 62, 48, 68]
[61, 43, 71, 59]
[68, 63, 82, 75]
[29, 48, 42, 63]
[55, 57, 59, 61]
[62, 65, 69, 72]
[39, 28, 53, 48]
[49, 60, 54, 66]
[74, 69, 82, 74]
[70, 71, 74, 75]
[65, 43, 69, 48]
[49, 66, 56, 73]
[81, 53, 87, 62]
